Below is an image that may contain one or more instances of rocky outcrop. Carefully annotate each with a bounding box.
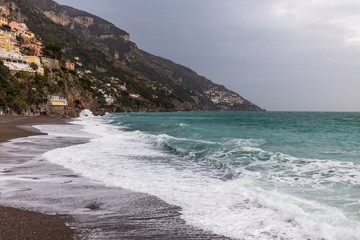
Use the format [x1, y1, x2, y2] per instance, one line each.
[73, 16, 94, 27]
[43, 11, 71, 26]
[41, 57, 60, 70]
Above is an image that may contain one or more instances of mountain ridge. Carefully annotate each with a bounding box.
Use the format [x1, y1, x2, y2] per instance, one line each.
[1, 0, 264, 115]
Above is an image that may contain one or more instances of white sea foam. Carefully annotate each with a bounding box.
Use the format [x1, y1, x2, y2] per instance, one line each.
[78, 109, 95, 118]
[40, 116, 360, 240]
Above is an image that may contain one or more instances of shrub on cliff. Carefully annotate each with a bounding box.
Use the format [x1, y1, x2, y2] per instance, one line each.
[44, 43, 63, 59]
[0, 62, 22, 110]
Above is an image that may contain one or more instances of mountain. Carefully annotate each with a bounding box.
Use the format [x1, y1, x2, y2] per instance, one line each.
[2, 0, 263, 115]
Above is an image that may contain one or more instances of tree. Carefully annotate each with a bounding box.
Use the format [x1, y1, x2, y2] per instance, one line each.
[30, 62, 38, 71]
[45, 43, 62, 59]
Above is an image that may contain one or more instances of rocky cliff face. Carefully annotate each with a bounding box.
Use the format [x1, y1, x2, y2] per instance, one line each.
[0, 60, 102, 117]
[5, 0, 264, 114]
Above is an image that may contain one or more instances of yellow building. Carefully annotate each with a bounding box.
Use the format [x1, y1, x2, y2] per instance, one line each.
[48, 96, 68, 106]
[23, 55, 44, 75]
[21, 31, 35, 40]
[0, 30, 18, 52]
[65, 60, 75, 70]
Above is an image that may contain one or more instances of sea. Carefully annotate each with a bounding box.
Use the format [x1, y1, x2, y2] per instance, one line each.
[38, 111, 360, 240]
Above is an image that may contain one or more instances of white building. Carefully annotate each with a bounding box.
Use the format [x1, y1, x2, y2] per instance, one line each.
[48, 95, 68, 106]
[0, 49, 35, 73]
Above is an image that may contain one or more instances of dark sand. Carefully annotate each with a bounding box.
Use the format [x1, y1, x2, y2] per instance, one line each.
[0, 206, 74, 240]
[0, 115, 66, 142]
[0, 115, 232, 239]
[0, 115, 75, 239]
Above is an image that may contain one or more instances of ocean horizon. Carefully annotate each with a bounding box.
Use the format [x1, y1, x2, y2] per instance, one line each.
[37, 110, 360, 240]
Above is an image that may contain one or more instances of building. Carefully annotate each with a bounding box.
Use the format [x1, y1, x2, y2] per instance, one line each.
[0, 30, 18, 52]
[104, 94, 114, 105]
[9, 21, 27, 32]
[48, 95, 68, 106]
[0, 49, 36, 73]
[21, 30, 35, 41]
[0, 30, 11, 51]
[9, 21, 28, 35]
[65, 60, 75, 70]
[21, 43, 42, 56]
[23, 55, 44, 75]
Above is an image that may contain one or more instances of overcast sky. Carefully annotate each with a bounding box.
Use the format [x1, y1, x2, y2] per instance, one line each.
[54, 0, 360, 111]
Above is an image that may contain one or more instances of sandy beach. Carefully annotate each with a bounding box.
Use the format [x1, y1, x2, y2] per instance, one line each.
[0, 115, 75, 239]
[0, 115, 67, 142]
[0, 115, 231, 239]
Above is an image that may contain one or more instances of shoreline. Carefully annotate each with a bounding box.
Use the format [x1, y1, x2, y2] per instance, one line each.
[0, 115, 232, 239]
[0, 115, 67, 142]
[0, 115, 76, 239]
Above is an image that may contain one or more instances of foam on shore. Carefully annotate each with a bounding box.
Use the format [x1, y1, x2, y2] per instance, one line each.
[0, 116, 231, 239]
[37, 113, 360, 240]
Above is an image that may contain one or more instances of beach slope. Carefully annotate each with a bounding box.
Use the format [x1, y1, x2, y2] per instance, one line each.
[0, 115, 75, 239]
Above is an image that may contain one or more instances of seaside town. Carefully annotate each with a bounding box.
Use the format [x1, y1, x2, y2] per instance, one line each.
[0, 3, 134, 115]
[0, 4, 72, 112]
[0, 5, 43, 74]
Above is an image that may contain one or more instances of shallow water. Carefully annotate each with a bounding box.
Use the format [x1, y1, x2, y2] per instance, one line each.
[41, 111, 360, 239]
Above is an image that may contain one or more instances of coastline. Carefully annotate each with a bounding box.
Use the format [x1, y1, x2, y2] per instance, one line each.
[0, 115, 75, 239]
[0, 115, 67, 142]
[0, 115, 232, 239]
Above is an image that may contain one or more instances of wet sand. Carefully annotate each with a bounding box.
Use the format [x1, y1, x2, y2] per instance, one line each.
[0, 206, 74, 240]
[0, 115, 232, 239]
[0, 115, 66, 142]
[0, 115, 75, 239]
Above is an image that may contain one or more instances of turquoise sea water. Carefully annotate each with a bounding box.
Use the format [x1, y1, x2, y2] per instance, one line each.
[43, 111, 360, 239]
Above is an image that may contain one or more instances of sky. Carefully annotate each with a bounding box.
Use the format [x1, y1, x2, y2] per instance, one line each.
[54, 0, 360, 111]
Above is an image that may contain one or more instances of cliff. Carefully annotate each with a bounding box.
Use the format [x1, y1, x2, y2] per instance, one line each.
[0, 0, 264, 116]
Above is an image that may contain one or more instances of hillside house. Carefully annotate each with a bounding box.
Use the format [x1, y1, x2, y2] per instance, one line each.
[9, 21, 27, 32]
[0, 30, 18, 52]
[21, 30, 35, 41]
[23, 55, 44, 75]
[0, 30, 11, 50]
[21, 43, 42, 56]
[104, 94, 114, 105]
[0, 49, 35, 73]
[8, 21, 36, 42]
[65, 60, 75, 70]
[48, 95, 68, 106]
